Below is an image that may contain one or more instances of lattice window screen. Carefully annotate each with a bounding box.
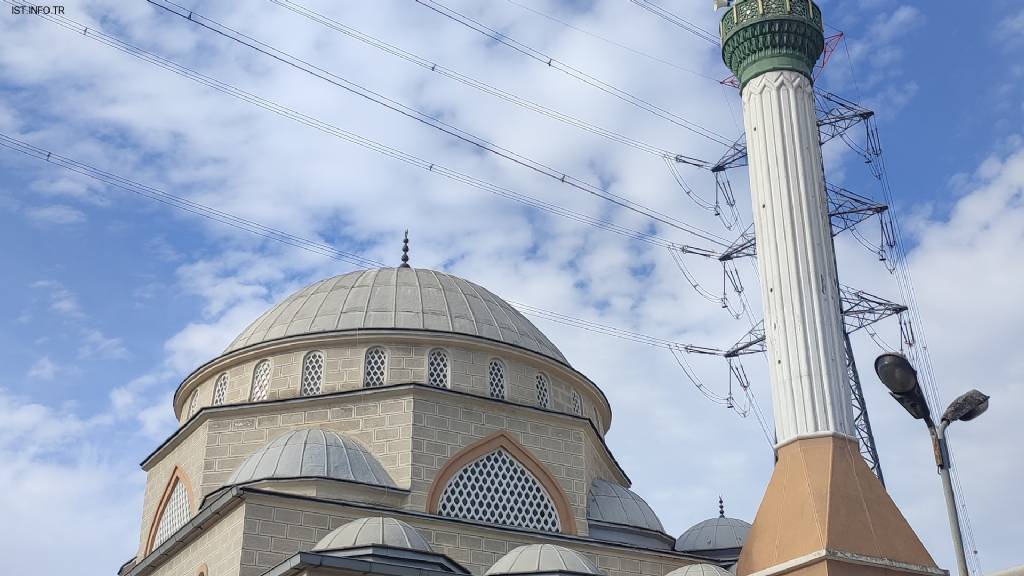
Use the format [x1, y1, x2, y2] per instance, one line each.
[438, 449, 560, 532]
[153, 480, 190, 549]
[488, 359, 506, 399]
[301, 351, 324, 396]
[364, 347, 387, 387]
[571, 390, 583, 416]
[535, 373, 550, 408]
[186, 390, 198, 419]
[250, 360, 271, 401]
[212, 373, 228, 406]
[427, 349, 450, 388]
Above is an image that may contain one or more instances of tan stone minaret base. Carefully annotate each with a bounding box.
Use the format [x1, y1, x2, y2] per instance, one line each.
[736, 435, 942, 576]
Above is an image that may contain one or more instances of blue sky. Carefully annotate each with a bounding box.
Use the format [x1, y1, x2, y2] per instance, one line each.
[1, 1, 1021, 574]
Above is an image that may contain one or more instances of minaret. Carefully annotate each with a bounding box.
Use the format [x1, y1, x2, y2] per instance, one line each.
[719, 2, 943, 575]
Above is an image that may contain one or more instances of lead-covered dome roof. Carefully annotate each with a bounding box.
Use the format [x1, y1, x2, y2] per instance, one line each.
[227, 267, 567, 363]
[587, 479, 664, 532]
[228, 428, 396, 488]
[665, 565, 732, 576]
[315, 517, 432, 552]
[487, 545, 602, 576]
[674, 516, 751, 552]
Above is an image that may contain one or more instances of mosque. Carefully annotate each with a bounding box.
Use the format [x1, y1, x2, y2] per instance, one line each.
[120, 1, 946, 576]
[118, 260, 751, 576]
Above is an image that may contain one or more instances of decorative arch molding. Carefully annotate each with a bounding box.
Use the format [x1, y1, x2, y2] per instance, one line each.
[426, 431, 577, 534]
[145, 465, 197, 555]
[196, 563, 210, 576]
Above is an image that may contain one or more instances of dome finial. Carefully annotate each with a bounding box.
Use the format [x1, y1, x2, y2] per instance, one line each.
[399, 229, 411, 268]
[719, 495, 725, 518]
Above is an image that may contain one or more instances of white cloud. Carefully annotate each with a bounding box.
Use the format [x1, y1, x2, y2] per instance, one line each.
[31, 279, 85, 319]
[26, 203, 86, 225]
[26, 356, 58, 380]
[78, 328, 128, 360]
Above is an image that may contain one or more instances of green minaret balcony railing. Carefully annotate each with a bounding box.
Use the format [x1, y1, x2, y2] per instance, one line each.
[720, 0, 825, 88]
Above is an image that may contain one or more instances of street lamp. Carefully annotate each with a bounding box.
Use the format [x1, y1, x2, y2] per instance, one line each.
[874, 353, 989, 576]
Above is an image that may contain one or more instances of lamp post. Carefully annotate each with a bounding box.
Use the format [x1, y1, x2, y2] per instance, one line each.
[874, 353, 989, 576]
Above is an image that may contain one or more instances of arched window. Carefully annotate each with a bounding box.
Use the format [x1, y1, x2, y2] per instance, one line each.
[364, 347, 387, 387]
[147, 469, 194, 553]
[212, 373, 228, 406]
[186, 389, 199, 419]
[571, 390, 583, 416]
[438, 448, 560, 532]
[427, 348, 450, 388]
[301, 351, 325, 396]
[250, 359, 271, 402]
[535, 373, 550, 409]
[488, 359, 506, 400]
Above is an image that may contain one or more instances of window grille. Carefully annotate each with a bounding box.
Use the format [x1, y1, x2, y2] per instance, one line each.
[250, 360, 271, 401]
[364, 347, 387, 387]
[301, 351, 324, 396]
[571, 390, 583, 416]
[488, 359, 506, 399]
[212, 373, 228, 406]
[186, 390, 198, 419]
[438, 448, 560, 532]
[427, 349, 450, 388]
[535, 373, 550, 408]
[153, 480, 190, 548]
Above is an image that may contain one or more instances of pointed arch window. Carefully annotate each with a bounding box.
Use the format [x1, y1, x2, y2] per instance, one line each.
[250, 359, 271, 402]
[146, 468, 194, 554]
[438, 448, 560, 532]
[212, 373, 228, 406]
[185, 389, 199, 419]
[488, 359, 506, 400]
[301, 351, 325, 396]
[364, 347, 387, 387]
[571, 390, 584, 416]
[427, 348, 450, 388]
[535, 373, 550, 409]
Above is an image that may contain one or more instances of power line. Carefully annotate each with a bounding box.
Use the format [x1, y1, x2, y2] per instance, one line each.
[502, 0, 721, 82]
[267, 0, 708, 167]
[18, 5, 708, 250]
[410, 0, 735, 147]
[144, 0, 731, 247]
[627, 0, 719, 45]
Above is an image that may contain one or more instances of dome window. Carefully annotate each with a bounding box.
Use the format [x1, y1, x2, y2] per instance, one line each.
[186, 389, 199, 419]
[488, 359, 506, 400]
[212, 373, 228, 406]
[571, 390, 583, 416]
[438, 448, 560, 532]
[535, 373, 550, 409]
[364, 347, 388, 387]
[301, 351, 325, 396]
[428, 348, 450, 388]
[250, 360, 271, 402]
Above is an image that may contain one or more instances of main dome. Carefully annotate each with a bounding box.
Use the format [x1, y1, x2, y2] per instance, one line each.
[226, 268, 567, 363]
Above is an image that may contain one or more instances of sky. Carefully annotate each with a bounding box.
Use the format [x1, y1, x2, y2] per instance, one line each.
[0, 0, 1021, 574]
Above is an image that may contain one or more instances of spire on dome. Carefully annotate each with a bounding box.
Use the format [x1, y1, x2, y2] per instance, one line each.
[719, 496, 725, 518]
[400, 230, 410, 268]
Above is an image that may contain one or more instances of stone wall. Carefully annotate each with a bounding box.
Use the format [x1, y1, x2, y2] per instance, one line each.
[178, 339, 603, 432]
[238, 495, 696, 576]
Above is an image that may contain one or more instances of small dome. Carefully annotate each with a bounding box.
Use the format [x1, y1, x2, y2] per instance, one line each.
[665, 564, 732, 576]
[586, 479, 664, 532]
[228, 428, 396, 488]
[674, 517, 751, 552]
[487, 544, 602, 576]
[314, 517, 432, 552]
[226, 268, 567, 364]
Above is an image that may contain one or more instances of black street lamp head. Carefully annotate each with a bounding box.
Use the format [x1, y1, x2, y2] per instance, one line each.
[875, 353, 931, 420]
[942, 389, 990, 424]
[874, 353, 919, 394]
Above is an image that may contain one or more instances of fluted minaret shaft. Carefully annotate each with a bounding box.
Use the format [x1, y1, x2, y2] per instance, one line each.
[721, 0, 854, 445]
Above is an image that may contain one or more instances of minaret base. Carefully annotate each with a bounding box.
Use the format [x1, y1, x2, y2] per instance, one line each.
[737, 435, 944, 576]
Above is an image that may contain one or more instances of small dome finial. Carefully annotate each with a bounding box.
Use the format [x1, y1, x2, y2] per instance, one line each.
[399, 230, 411, 268]
[719, 495, 725, 518]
